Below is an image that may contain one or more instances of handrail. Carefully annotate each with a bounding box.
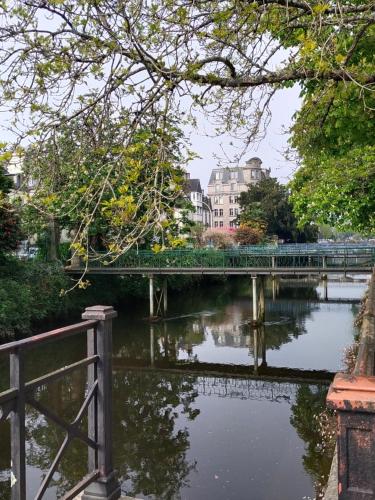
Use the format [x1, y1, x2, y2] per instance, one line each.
[0, 305, 121, 500]
[0, 319, 98, 354]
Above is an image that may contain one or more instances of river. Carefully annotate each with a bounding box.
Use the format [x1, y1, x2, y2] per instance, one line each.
[0, 277, 367, 499]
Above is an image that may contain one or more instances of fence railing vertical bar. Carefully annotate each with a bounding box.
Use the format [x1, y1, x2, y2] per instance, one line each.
[10, 346, 26, 500]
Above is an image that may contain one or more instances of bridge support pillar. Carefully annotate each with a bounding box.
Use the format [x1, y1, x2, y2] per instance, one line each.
[251, 275, 258, 325]
[253, 328, 258, 375]
[163, 278, 168, 316]
[272, 278, 277, 301]
[323, 279, 328, 301]
[149, 275, 154, 318]
[150, 325, 155, 366]
[258, 276, 265, 324]
[260, 325, 267, 367]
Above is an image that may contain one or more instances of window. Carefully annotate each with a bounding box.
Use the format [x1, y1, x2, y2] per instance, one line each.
[214, 209, 218, 217]
[230, 220, 235, 228]
[215, 171, 223, 180]
[214, 221, 218, 227]
[229, 196, 234, 204]
[231, 183, 236, 191]
[214, 196, 219, 205]
[219, 196, 223, 205]
[230, 171, 238, 179]
[219, 221, 224, 227]
[234, 208, 238, 215]
[229, 208, 234, 216]
[234, 196, 239, 204]
[219, 209, 223, 217]
[215, 184, 220, 192]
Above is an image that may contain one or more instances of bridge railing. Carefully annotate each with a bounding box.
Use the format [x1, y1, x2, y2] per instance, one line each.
[0, 306, 120, 500]
[327, 270, 375, 499]
[86, 245, 375, 270]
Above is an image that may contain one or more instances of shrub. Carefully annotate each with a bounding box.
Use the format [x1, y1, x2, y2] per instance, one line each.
[234, 225, 263, 245]
[203, 229, 235, 249]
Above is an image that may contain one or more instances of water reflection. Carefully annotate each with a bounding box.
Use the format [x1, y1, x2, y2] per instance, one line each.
[112, 278, 361, 372]
[113, 371, 199, 499]
[0, 278, 365, 499]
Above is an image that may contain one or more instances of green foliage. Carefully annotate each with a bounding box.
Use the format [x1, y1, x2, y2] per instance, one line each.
[290, 28, 375, 233]
[20, 110, 189, 262]
[0, 260, 70, 336]
[290, 147, 375, 233]
[238, 178, 318, 242]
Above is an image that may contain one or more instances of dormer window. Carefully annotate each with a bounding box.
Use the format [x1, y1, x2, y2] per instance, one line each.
[215, 171, 223, 180]
[230, 171, 238, 180]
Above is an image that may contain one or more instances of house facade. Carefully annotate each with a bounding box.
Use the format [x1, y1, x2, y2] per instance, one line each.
[207, 157, 270, 229]
[179, 174, 212, 227]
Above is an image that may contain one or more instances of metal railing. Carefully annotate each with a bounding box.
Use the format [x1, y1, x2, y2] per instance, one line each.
[0, 306, 120, 500]
[327, 270, 375, 499]
[83, 244, 375, 271]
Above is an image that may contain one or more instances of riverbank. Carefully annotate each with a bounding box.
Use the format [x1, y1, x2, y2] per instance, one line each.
[0, 258, 221, 338]
[323, 269, 375, 500]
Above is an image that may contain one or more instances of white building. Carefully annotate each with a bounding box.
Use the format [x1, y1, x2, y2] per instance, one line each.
[182, 174, 212, 227]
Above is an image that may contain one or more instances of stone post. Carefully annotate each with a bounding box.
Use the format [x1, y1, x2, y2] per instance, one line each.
[327, 373, 375, 499]
[82, 306, 121, 500]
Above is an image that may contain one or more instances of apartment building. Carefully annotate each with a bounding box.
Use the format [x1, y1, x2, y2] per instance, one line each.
[207, 157, 270, 229]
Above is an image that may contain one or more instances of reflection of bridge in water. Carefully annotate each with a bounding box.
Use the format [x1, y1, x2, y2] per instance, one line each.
[195, 376, 303, 403]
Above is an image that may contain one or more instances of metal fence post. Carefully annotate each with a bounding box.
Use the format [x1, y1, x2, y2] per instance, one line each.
[10, 347, 26, 500]
[82, 306, 121, 500]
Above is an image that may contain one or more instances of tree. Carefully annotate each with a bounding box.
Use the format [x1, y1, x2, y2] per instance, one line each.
[289, 27, 375, 233]
[0, 168, 22, 256]
[19, 111, 188, 266]
[238, 177, 318, 242]
[0, 1, 373, 243]
[234, 226, 263, 246]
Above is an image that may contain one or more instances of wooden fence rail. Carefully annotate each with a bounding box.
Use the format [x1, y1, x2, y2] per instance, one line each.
[0, 305, 121, 500]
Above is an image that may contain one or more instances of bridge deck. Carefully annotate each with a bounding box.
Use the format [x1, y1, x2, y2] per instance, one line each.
[67, 266, 372, 275]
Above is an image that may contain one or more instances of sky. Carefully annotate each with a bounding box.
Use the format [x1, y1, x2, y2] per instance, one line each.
[186, 85, 301, 191]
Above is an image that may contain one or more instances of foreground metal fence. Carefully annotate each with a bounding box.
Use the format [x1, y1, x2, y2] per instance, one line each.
[0, 306, 120, 500]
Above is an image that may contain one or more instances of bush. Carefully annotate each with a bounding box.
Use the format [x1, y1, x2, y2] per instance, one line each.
[203, 229, 235, 249]
[234, 225, 263, 245]
[0, 260, 70, 337]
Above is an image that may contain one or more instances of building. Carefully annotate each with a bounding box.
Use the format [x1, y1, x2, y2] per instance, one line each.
[178, 174, 212, 227]
[207, 157, 270, 229]
[4, 154, 37, 194]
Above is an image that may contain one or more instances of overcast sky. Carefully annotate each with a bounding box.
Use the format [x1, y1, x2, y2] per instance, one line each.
[186, 85, 301, 191]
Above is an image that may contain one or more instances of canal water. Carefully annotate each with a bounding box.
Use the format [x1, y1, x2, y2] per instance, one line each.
[0, 277, 366, 499]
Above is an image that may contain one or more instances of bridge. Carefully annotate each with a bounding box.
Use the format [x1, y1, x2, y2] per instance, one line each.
[67, 243, 375, 276]
[67, 244, 374, 321]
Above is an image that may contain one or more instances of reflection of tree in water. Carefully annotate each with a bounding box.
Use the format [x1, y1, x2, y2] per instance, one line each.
[113, 370, 199, 499]
[290, 384, 334, 498]
[24, 372, 88, 497]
